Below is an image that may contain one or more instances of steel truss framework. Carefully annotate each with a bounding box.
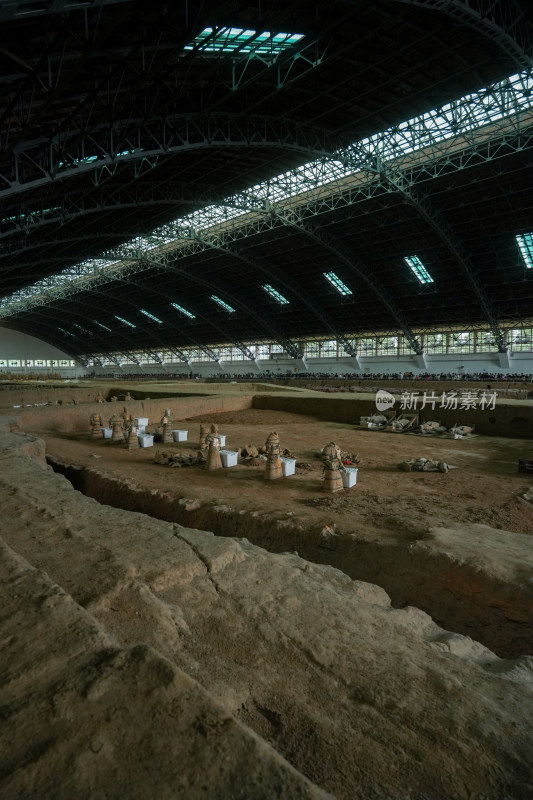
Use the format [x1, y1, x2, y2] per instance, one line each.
[0, 114, 343, 200]
[2, 39, 533, 361]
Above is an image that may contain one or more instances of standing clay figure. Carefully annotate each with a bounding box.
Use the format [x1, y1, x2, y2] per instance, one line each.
[123, 416, 139, 451]
[109, 412, 124, 442]
[321, 441, 345, 493]
[89, 413, 103, 438]
[199, 423, 210, 449]
[205, 430, 222, 470]
[124, 392, 133, 401]
[210, 422, 219, 436]
[95, 391, 105, 404]
[264, 431, 282, 480]
[160, 408, 174, 444]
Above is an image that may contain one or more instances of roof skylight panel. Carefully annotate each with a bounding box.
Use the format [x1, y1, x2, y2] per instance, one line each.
[516, 233, 533, 268]
[170, 302, 196, 319]
[404, 255, 434, 284]
[211, 295, 235, 312]
[323, 271, 352, 296]
[140, 308, 163, 323]
[262, 284, 289, 304]
[114, 315, 136, 328]
[184, 27, 304, 58]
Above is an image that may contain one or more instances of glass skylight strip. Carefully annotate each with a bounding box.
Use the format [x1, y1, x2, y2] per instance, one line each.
[262, 284, 289, 304]
[170, 302, 196, 319]
[140, 308, 163, 323]
[57, 327, 75, 338]
[404, 255, 434, 284]
[114, 315, 136, 328]
[94, 320, 112, 331]
[184, 27, 304, 57]
[73, 323, 91, 334]
[323, 271, 352, 296]
[211, 295, 235, 313]
[516, 233, 533, 268]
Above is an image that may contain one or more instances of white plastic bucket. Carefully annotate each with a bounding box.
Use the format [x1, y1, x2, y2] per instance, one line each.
[220, 449, 238, 467]
[342, 468, 358, 488]
[172, 430, 188, 442]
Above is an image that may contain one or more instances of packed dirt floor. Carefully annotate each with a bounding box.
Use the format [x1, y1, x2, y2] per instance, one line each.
[3, 383, 533, 799]
[38, 405, 533, 540]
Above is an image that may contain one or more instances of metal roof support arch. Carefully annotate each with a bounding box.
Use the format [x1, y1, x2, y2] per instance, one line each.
[191, 235, 303, 359]
[0, 115, 343, 201]
[378, 166, 507, 352]
[197, 234, 358, 359]
[338, 0, 533, 69]
[140, 251, 301, 362]
[271, 207, 424, 356]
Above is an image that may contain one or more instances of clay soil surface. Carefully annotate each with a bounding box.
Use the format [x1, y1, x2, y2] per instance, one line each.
[34, 406, 533, 542]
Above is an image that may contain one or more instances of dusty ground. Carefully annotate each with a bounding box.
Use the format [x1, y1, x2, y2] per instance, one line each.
[1, 428, 533, 800]
[35, 406, 533, 541]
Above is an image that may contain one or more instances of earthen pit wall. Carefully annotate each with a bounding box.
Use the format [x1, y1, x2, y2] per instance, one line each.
[275, 378, 533, 394]
[12, 394, 254, 433]
[47, 458, 533, 660]
[252, 393, 533, 438]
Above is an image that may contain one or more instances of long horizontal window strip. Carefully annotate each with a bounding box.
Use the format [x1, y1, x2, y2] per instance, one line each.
[3, 67, 533, 314]
[516, 233, 533, 268]
[0, 359, 77, 368]
[52, 325, 533, 370]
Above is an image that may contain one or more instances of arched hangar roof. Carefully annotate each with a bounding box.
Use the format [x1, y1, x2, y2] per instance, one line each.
[0, 0, 532, 361]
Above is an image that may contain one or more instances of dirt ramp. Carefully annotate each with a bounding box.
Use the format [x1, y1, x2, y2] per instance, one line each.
[0, 538, 331, 800]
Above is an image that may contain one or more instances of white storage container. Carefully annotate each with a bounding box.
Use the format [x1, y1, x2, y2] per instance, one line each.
[218, 434, 226, 447]
[138, 434, 154, 448]
[220, 449, 238, 467]
[342, 467, 358, 488]
[102, 427, 113, 439]
[280, 457, 296, 476]
[135, 417, 149, 428]
[172, 429, 188, 442]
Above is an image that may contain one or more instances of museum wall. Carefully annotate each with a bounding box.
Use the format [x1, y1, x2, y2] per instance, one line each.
[0, 327, 84, 376]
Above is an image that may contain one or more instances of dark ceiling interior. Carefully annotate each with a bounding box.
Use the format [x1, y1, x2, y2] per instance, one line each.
[0, 0, 532, 362]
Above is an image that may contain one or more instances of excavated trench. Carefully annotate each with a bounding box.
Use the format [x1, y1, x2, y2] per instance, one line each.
[48, 456, 533, 660]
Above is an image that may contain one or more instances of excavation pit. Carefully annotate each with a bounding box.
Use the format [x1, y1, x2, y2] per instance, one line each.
[38, 402, 533, 660]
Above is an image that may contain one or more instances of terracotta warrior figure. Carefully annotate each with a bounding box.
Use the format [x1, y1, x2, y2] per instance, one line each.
[205, 430, 222, 470]
[199, 423, 210, 450]
[160, 408, 174, 444]
[89, 412, 103, 438]
[123, 415, 139, 451]
[124, 392, 133, 401]
[95, 391, 105, 404]
[321, 441, 345, 493]
[264, 431, 282, 480]
[109, 412, 124, 442]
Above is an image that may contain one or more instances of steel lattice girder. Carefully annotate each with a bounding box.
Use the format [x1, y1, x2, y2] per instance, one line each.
[0, 114, 345, 199]
[0, 0, 135, 21]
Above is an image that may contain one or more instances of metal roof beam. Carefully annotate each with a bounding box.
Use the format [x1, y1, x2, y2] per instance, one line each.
[378, 166, 507, 351]
[0, 114, 342, 200]
[270, 206, 423, 355]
